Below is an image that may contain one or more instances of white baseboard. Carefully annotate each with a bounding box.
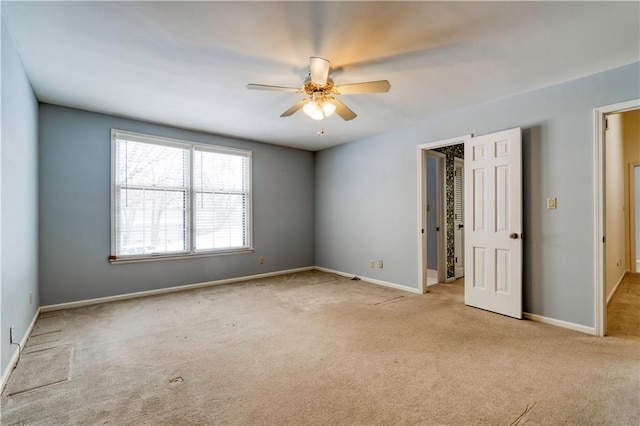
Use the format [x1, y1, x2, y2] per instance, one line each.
[606, 270, 627, 306]
[523, 312, 596, 335]
[1, 307, 40, 393]
[41, 266, 315, 312]
[427, 269, 438, 279]
[314, 266, 421, 294]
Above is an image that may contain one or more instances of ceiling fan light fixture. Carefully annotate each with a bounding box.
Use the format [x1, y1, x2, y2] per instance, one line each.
[303, 100, 322, 120]
[322, 100, 336, 117]
[303, 97, 336, 120]
[304, 100, 332, 120]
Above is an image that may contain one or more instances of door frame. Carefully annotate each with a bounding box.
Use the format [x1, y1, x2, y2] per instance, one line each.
[594, 98, 640, 336]
[425, 150, 446, 284]
[417, 134, 472, 294]
[629, 163, 640, 274]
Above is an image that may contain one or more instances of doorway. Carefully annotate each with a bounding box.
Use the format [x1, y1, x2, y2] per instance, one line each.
[419, 128, 523, 319]
[594, 99, 640, 336]
[418, 135, 471, 294]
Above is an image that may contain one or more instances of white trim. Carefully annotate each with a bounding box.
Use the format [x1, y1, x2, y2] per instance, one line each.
[435, 152, 447, 284]
[594, 99, 640, 337]
[41, 266, 314, 312]
[417, 146, 427, 293]
[423, 151, 447, 284]
[111, 129, 252, 157]
[417, 135, 472, 294]
[417, 135, 473, 152]
[628, 163, 640, 273]
[109, 248, 255, 264]
[314, 266, 421, 294]
[1, 308, 40, 393]
[523, 312, 596, 336]
[606, 270, 626, 306]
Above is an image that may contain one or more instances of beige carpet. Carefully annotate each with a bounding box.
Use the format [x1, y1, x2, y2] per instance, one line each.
[1, 270, 639, 425]
[607, 272, 640, 339]
[3, 345, 71, 397]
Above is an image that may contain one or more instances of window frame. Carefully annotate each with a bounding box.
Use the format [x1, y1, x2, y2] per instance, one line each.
[110, 129, 253, 263]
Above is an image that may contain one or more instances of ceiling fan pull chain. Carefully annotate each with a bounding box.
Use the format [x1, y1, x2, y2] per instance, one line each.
[317, 121, 325, 136]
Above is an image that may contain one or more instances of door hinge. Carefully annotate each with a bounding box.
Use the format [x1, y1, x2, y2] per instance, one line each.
[603, 236, 606, 243]
[605, 117, 609, 130]
[436, 226, 440, 231]
[421, 229, 424, 234]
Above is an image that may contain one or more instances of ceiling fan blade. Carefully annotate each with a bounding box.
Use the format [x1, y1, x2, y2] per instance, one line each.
[334, 80, 391, 95]
[280, 98, 309, 117]
[327, 98, 357, 121]
[309, 57, 330, 86]
[246, 84, 301, 93]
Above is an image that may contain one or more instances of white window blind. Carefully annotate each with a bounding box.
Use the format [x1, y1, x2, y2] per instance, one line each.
[111, 130, 252, 260]
[194, 148, 250, 251]
[454, 162, 464, 221]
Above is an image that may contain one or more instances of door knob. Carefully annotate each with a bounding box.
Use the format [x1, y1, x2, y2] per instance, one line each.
[509, 233, 519, 239]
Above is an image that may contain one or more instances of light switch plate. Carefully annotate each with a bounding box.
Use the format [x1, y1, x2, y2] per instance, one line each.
[547, 197, 557, 209]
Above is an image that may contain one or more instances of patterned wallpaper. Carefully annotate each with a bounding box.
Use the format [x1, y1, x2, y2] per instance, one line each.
[433, 144, 464, 279]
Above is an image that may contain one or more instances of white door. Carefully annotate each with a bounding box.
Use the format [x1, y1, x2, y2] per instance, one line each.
[454, 158, 465, 278]
[464, 128, 522, 318]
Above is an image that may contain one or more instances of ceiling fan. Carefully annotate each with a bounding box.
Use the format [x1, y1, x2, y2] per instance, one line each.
[246, 57, 391, 121]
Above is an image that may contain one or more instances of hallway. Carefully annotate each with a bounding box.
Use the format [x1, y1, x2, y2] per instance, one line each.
[607, 273, 640, 339]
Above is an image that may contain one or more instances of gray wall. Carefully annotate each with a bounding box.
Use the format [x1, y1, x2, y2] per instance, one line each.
[1, 19, 39, 376]
[315, 62, 640, 328]
[39, 105, 315, 305]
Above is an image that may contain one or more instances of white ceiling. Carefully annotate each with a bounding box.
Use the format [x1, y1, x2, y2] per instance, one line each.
[2, 1, 639, 151]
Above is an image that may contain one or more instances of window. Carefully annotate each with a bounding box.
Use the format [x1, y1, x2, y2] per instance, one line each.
[111, 130, 252, 261]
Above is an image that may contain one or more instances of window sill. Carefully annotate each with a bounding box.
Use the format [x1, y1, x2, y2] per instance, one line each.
[109, 248, 254, 264]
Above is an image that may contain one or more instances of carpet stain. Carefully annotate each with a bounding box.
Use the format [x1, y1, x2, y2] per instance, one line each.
[374, 296, 405, 305]
[169, 376, 184, 384]
[510, 401, 537, 425]
[30, 329, 62, 337]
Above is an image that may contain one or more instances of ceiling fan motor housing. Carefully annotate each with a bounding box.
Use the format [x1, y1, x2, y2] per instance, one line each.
[304, 76, 335, 96]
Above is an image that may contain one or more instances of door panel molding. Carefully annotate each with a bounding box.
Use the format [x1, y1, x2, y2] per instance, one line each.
[464, 127, 523, 319]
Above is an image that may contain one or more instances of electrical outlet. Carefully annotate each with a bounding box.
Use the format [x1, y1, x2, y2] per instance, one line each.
[378, 260, 384, 268]
[10, 325, 15, 344]
[258, 256, 264, 264]
[370, 260, 375, 268]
